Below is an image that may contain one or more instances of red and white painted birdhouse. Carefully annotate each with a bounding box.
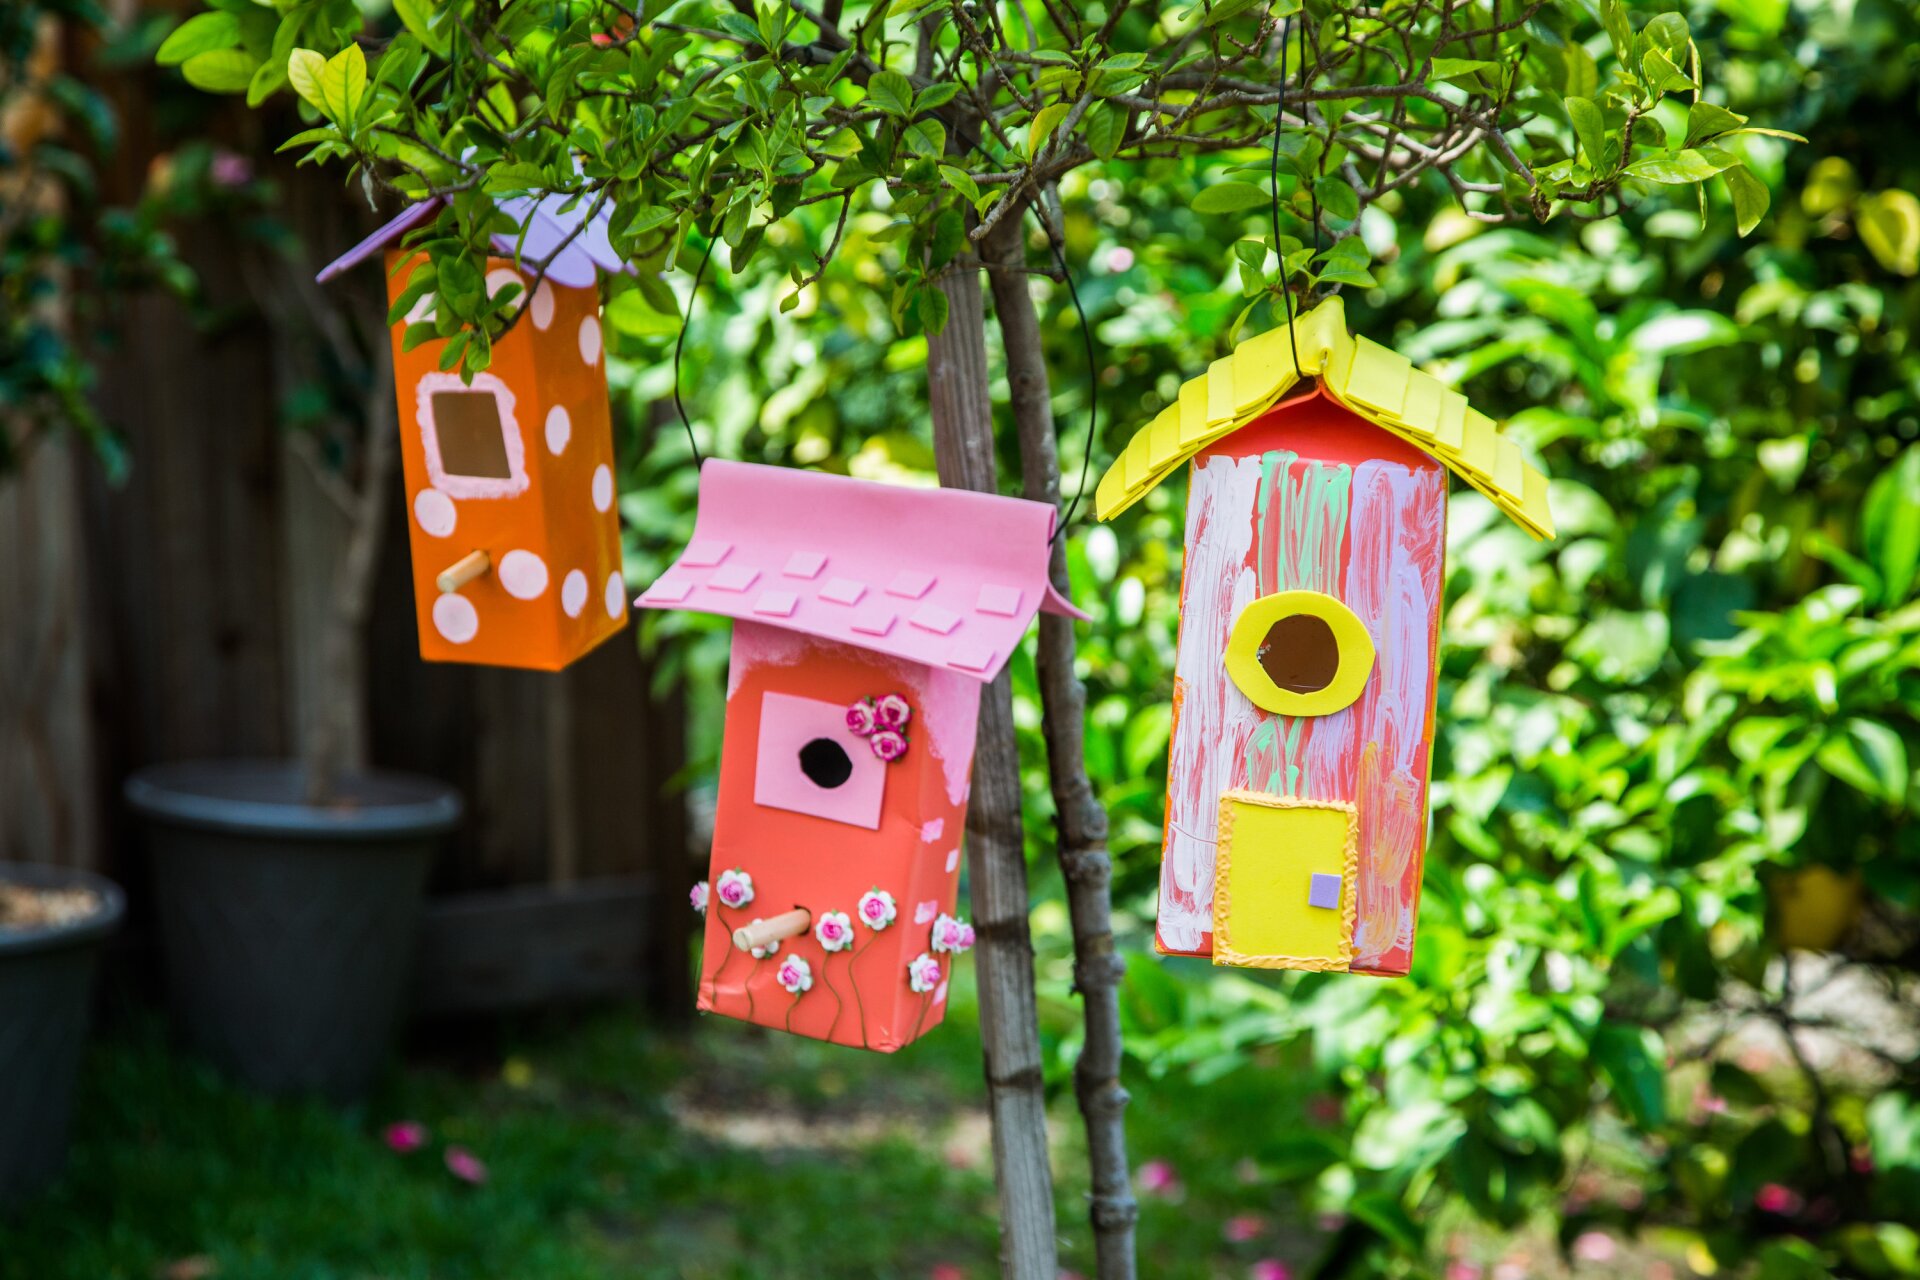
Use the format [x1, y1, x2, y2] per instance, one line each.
[1096, 297, 1555, 976]
[638, 461, 1083, 1050]
[318, 195, 631, 670]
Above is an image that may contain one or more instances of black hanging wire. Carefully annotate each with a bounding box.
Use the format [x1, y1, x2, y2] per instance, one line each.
[671, 235, 716, 468]
[1272, 14, 1307, 381]
[1026, 197, 1099, 542]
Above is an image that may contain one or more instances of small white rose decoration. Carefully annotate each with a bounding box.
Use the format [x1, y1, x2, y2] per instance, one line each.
[857, 888, 897, 931]
[813, 910, 854, 952]
[776, 954, 813, 995]
[715, 868, 755, 910]
[908, 952, 942, 994]
[690, 881, 710, 915]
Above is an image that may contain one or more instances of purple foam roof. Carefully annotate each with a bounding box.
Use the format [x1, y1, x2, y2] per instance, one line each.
[315, 193, 633, 287]
[634, 461, 1087, 683]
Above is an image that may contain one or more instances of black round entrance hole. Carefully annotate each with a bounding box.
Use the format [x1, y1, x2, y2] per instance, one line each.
[1258, 612, 1341, 694]
[799, 737, 854, 789]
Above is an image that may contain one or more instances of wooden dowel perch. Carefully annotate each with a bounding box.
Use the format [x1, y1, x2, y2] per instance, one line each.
[733, 908, 811, 952]
[436, 550, 491, 593]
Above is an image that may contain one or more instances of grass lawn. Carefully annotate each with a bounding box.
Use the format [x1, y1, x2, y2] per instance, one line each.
[0, 988, 1335, 1280]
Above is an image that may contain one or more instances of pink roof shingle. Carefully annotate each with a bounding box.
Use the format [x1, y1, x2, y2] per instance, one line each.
[636, 461, 1084, 682]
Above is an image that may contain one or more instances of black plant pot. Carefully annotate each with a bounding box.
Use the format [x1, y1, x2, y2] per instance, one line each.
[0, 862, 124, 1209]
[126, 762, 460, 1102]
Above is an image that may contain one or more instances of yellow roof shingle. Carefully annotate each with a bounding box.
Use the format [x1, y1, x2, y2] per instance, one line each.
[1093, 296, 1555, 540]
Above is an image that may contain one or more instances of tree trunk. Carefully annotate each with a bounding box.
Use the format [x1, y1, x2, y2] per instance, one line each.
[303, 340, 395, 805]
[926, 252, 1059, 1280]
[983, 213, 1138, 1279]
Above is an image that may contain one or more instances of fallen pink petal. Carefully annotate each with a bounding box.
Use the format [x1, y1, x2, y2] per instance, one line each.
[1249, 1260, 1292, 1280]
[1223, 1214, 1267, 1243]
[1136, 1158, 1179, 1196]
[382, 1121, 428, 1154]
[444, 1145, 489, 1185]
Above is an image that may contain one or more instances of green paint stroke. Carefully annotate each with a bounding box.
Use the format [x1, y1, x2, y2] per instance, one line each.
[1246, 452, 1353, 792]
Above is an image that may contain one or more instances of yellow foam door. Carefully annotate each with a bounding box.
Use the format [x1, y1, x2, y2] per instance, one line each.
[1212, 791, 1357, 970]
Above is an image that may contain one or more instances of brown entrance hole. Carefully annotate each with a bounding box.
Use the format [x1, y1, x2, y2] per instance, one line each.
[431, 390, 513, 479]
[1258, 612, 1340, 694]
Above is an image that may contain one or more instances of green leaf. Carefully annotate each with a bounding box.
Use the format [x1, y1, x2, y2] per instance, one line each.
[1723, 164, 1770, 235]
[1684, 100, 1747, 147]
[181, 49, 260, 93]
[156, 12, 240, 66]
[1428, 57, 1495, 83]
[1601, 0, 1634, 66]
[1566, 96, 1607, 172]
[914, 82, 960, 114]
[937, 165, 979, 204]
[865, 70, 913, 118]
[1313, 174, 1360, 221]
[1191, 182, 1270, 215]
[1816, 719, 1910, 805]
[716, 12, 761, 45]
[394, 0, 448, 57]
[1593, 1023, 1667, 1128]
[1641, 46, 1696, 97]
[1085, 101, 1126, 160]
[1622, 149, 1736, 185]
[1027, 102, 1070, 159]
[1858, 190, 1920, 276]
[245, 56, 286, 107]
[917, 286, 949, 335]
[286, 47, 327, 111]
[1202, 0, 1265, 26]
[320, 43, 367, 125]
[1863, 446, 1920, 601]
[904, 119, 946, 159]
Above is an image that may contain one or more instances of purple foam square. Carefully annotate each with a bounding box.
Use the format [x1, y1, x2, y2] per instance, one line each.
[708, 564, 760, 593]
[642, 577, 693, 604]
[976, 584, 1024, 617]
[680, 539, 731, 568]
[752, 590, 799, 617]
[850, 607, 897, 637]
[1307, 872, 1342, 910]
[910, 604, 962, 635]
[948, 642, 997, 673]
[886, 569, 937, 599]
[818, 577, 867, 606]
[782, 551, 828, 580]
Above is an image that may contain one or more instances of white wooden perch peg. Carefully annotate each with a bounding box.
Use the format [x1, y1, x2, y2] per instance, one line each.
[733, 908, 811, 952]
[436, 550, 491, 593]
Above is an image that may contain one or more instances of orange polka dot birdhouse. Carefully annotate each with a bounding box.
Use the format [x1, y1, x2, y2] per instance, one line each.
[1095, 297, 1556, 976]
[317, 196, 629, 670]
[637, 461, 1084, 1051]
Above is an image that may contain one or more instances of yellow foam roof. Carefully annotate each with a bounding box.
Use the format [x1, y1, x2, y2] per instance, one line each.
[1094, 296, 1555, 540]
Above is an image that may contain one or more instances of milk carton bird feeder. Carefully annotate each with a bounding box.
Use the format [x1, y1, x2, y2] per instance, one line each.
[1095, 296, 1555, 976]
[317, 194, 631, 670]
[640, 461, 1084, 1050]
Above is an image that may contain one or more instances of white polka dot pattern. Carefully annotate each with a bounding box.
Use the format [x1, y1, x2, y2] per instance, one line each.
[499, 550, 549, 600]
[545, 405, 571, 455]
[604, 570, 625, 619]
[578, 315, 602, 366]
[562, 570, 588, 618]
[592, 464, 613, 512]
[530, 280, 555, 330]
[412, 488, 456, 537]
[432, 593, 479, 644]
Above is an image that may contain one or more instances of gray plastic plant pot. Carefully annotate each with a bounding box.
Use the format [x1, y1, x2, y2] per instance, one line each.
[0, 862, 124, 1210]
[125, 761, 461, 1103]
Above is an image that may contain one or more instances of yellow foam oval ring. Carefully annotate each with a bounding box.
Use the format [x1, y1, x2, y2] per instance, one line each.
[1223, 589, 1376, 716]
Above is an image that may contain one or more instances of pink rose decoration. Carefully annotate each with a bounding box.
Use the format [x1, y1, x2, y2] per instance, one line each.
[908, 951, 942, 993]
[870, 729, 908, 761]
[845, 698, 878, 736]
[813, 910, 853, 952]
[857, 888, 897, 930]
[444, 1145, 488, 1185]
[383, 1121, 428, 1154]
[690, 881, 709, 915]
[930, 913, 974, 955]
[715, 868, 754, 909]
[776, 954, 813, 994]
[876, 693, 911, 730]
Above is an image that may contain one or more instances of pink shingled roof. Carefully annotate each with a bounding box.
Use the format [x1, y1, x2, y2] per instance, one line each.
[635, 461, 1085, 682]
